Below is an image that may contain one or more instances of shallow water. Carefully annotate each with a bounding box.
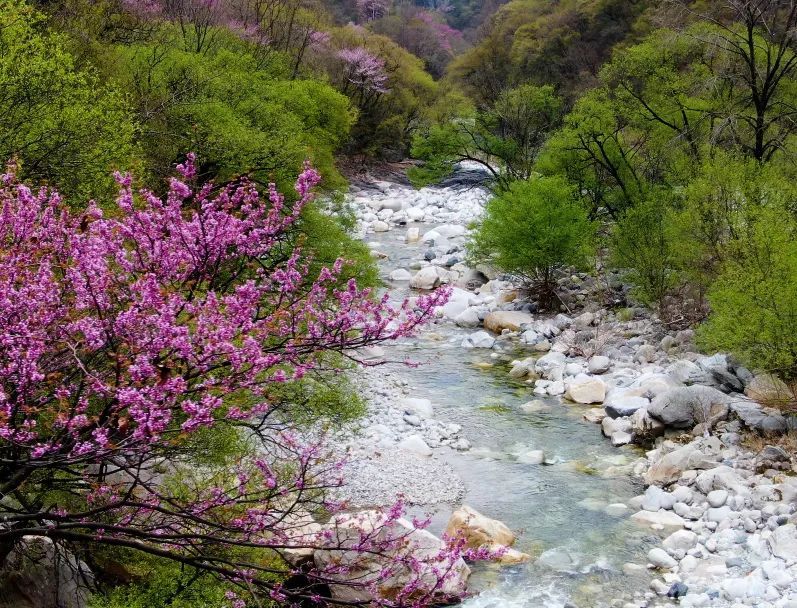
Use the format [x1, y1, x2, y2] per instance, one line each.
[362, 185, 666, 608]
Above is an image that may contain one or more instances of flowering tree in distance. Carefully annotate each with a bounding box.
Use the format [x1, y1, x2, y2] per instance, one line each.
[0, 155, 468, 605]
[337, 47, 391, 95]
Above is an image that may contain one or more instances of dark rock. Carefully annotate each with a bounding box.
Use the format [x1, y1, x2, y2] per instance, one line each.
[667, 582, 688, 598]
[759, 445, 790, 463]
[711, 368, 744, 393]
[733, 365, 755, 387]
[0, 537, 93, 608]
[423, 250, 436, 261]
[730, 400, 788, 433]
[648, 386, 731, 429]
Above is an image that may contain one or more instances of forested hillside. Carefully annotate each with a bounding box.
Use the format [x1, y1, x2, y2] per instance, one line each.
[3, 0, 797, 606]
[415, 0, 797, 386]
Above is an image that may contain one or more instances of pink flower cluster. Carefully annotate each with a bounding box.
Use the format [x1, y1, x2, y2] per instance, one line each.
[0, 155, 463, 605]
[0, 154, 444, 461]
[415, 10, 463, 53]
[337, 46, 391, 94]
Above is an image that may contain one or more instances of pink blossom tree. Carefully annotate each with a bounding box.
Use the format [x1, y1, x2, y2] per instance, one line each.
[337, 46, 391, 95]
[0, 155, 474, 605]
[414, 10, 463, 54]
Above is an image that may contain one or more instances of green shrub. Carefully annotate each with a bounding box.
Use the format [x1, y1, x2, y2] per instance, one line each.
[699, 209, 797, 381]
[0, 0, 137, 201]
[89, 557, 228, 608]
[611, 198, 679, 309]
[468, 176, 594, 306]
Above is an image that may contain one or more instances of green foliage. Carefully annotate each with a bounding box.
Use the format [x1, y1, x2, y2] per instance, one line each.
[469, 176, 594, 304]
[89, 560, 229, 608]
[699, 208, 797, 381]
[616, 307, 635, 322]
[410, 84, 562, 190]
[110, 29, 354, 192]
[298, 204, 381, 289]
[669, 154, 797, 288]
[611, 198, 678, 308]
[267, 361, 367, 427]
[0, 0, 137, 200]
[449, 0, 651, 105]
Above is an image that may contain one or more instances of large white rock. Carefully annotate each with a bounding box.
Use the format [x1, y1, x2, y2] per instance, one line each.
[461, 331, 495, 349]
[380, 198, 403, 211]
[444, 506, 515, 548]
[535, 352, 567, 380]
[517, 449, 545, 464]
[399, 434, 433, 457]
[454, 308, 481, 328]
[630, 373, 682, 398]
[410, 266, 442, 290]
[406, 207, 425, 221]
[421, 229, 442, 244]
[629, 407, 665, 441]
[565, 374, 607, 404]
[315, 511, 471, 604]
[588, 356, 611, 374]
[438, 287, 472, 320]
[645, 441, 722, 486]
[389, 268, 412, 281]
[372, 220, 390, 232]
[662, 530, 698, 555]
[630, 510, 686, 528]
[769, 523, 797, 562]
[406, 227, 420, 243]
[400, 397, 434, 418]
[436, 224, 466, 238]
[604, 393, 649, 418]
[641, 486, 676, 511]
[648, 547, 677, 569]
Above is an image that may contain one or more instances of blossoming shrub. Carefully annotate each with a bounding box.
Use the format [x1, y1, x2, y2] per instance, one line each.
[0, 155, 466, 606]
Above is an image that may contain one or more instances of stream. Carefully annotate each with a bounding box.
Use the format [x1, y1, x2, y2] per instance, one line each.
[352, 174, 663, 608]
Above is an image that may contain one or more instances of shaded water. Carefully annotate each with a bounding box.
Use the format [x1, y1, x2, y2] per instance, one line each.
[363, 194, 665, 607]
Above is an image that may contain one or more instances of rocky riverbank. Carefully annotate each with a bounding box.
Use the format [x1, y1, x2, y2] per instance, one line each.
[341, 172, 797, 607]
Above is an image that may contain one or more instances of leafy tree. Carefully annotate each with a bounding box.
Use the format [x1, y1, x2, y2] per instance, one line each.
[699, 207, 797, 382]
[0, 157, 467, 606]
[410, 84, 562, 190]
[448, 0, 651, 105]
[0, 0, 137, 200]
[669, 153, 797, 287]
[610, 198, 679, 309]
[672, 0, 797, 161]
[112, 30, 354, 192]
[468, 176, 594, 307]
[538, 88, 649, 220]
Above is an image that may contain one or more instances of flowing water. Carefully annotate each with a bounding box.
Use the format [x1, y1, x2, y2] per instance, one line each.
[358, 179, 664, 608]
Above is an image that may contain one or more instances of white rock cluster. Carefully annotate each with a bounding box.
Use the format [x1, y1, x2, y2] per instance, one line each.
[342, 173, 797, 607]
[618, 433, 797, 607]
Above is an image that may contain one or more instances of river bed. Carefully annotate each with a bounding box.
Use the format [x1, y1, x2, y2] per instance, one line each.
[349, 177, 665, 608]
